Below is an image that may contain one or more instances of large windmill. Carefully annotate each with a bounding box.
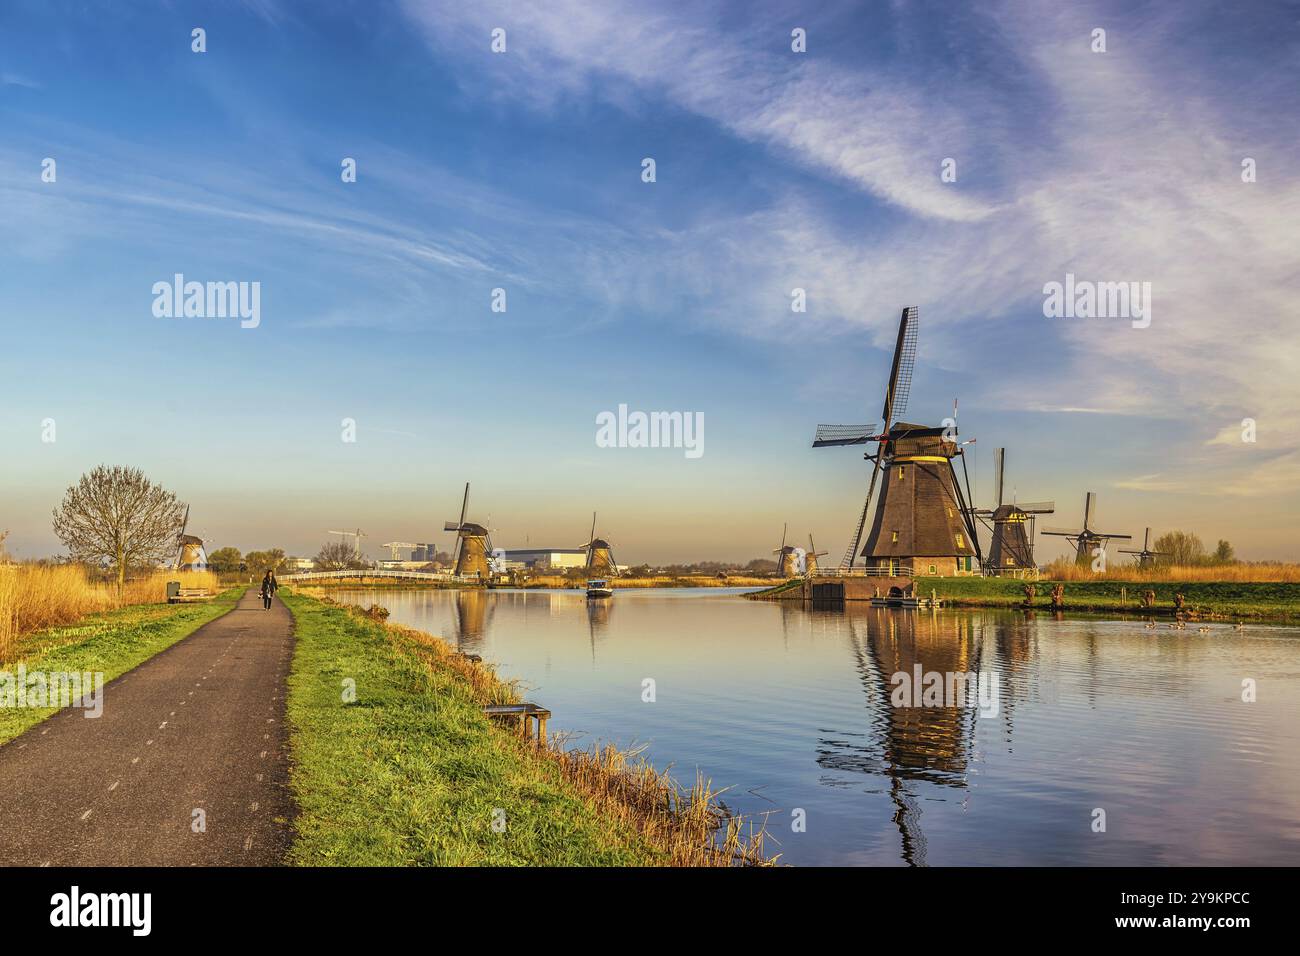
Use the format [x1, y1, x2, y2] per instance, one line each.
[579, 512, 619, 576]
[444, 483, 494, 579]
[1040, 493, 1131, 565]
[173, 505, 209, 571]
[772, 523, 800, 577]
[812, 306, 982, 576]
[805, 535, 829, 575]
[1120, 527, 1167, 568]
[972, 448, 1054, 573]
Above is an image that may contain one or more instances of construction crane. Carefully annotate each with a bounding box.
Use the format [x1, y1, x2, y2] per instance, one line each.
[381, 541, 418, 560]
[328, 528, 366, 558]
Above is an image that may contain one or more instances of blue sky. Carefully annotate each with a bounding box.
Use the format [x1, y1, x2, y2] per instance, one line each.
[1, 0, 1297, 563]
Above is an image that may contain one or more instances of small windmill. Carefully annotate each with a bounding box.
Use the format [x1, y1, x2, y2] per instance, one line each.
[1120, 528, 1166, 568]
[972, 448, 1054, 572]
[173, 505, 209, 571]
[579, 512, 619, 576]
[805, 535, 829, 575]
[813, 306, 983, 574]
[444, 483, 494, 579]
[1040, 493, 1131, 565]
[772, 523, 800, 577]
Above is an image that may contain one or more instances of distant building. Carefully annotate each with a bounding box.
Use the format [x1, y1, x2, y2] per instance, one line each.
[287, 557, 315, 571]
[503, 548, 589, 570]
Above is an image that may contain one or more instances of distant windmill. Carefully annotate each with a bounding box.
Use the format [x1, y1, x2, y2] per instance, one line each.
[805, 535, 829, 575]
[1120, 528, 1167, 568]
[813, 306, 983, 575]
[173, 506, 209, 571]
[772, 523, 800, 577]
[444, 483, 493, 580]
[972, 448, 1054, 572]
[1040, 493, 1131, 565]
[579, 512, 619, 576]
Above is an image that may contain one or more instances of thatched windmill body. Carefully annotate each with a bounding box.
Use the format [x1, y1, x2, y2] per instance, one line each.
[1120, 528, 1166, 568]
[813, 306, 982, 576]
[580, 512, 619, 576]
[1040, 493, 1130, 565]
[173, 506, 209, 572]
[972, 448, 1054, 573]
[444, 483, 493, 579]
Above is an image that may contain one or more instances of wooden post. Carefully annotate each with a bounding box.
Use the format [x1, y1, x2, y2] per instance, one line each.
[538, 716, 547, 744]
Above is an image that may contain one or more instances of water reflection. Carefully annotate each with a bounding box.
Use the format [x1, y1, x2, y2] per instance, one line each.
[451, 589, 493, 650]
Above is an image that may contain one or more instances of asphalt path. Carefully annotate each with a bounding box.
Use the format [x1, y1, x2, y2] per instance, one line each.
[0, 587, 295, 865]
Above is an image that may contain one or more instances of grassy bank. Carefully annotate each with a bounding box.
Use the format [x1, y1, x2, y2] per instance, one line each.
[0, 588, 240, 745]
[915, 574, 1300, 621]
[744, 575, 1300, 620]
[923, 577, 1300, 621]
[281, 590, 769, 866]
[0, 564, 220, 658]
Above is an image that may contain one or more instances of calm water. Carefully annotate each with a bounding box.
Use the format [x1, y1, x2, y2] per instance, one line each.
[335, 587, 1300, 866]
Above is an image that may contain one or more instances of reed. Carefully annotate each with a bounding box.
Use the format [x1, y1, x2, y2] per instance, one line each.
[1042, 559, 1300, 583]
[0, 564, 219, 660]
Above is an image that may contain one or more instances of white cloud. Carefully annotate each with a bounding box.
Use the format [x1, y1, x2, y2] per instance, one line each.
[396, 0, 1300, 487]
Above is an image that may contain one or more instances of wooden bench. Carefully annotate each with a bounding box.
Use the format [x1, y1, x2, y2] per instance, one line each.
[166, 582, 214, 604]
[483, 702, 551, 744]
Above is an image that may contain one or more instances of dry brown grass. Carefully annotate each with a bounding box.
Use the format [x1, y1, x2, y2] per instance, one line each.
[0, 564, 219, 659]
[319, 593, 774, 865]
[1043, 559, 1300, 582]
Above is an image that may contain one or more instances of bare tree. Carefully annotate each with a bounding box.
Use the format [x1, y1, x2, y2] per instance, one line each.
[314, 541, 355, 571]
[51, 466, 185, 592]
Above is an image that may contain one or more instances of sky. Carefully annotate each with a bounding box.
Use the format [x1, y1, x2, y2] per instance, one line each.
[1, 0, 1297, 565]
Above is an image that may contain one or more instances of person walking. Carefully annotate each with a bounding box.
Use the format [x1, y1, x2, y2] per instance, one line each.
[260, 569, 278, 610]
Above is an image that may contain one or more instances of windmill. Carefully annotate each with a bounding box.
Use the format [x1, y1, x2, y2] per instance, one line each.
[1040, 493, 1131, 565]
[173, 505, 209, 571]
[579, 512, 619, 576]
[812, 306, 983, 576]
[805, 535, 829, 575]
[444, 483, 494, 579]
[1120, 527, 1166, 568]
[972, 448, 1054, 573]
[772, 523, 800, 577]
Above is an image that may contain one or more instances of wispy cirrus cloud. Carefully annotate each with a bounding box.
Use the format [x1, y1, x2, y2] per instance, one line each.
[397, 0, 1300, 490]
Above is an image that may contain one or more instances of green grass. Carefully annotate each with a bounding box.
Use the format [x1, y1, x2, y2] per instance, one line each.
[280, 590, 671, 866]
[0, 589, 242, 745]
[918, 577, 1300, 620]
